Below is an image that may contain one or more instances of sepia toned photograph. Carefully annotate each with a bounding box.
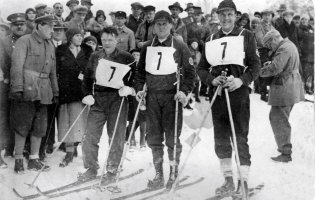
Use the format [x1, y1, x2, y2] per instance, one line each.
[0, 0, 314, 199]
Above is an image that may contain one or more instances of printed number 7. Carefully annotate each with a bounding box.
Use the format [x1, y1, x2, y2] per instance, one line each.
[108, 66, 116, 82]
[157, 52, 162, 70]
[221, 42, 227, 59]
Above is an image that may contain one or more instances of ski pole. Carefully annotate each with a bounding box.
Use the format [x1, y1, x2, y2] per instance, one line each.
[97, 97, 125, 188]
[169, 85, 221, 196]
[27, 104, 88, 188]
[107, 84, 147, 193]
[42, 104, 58, 154]
[224, 88, 247, 200]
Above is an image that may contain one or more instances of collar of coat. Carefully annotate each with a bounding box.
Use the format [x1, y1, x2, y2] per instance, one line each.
[152, 34, 172, 46]
[32, 29, 47, 43]
[172, 17, 185, 31]
[217, 25, 243, 37]
[100, 48, 121, 58]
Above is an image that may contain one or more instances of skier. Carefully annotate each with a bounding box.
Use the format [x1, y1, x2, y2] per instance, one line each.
[78, 26, 135, 181]
[197, 0, 260, 197]
[134, 10, 195, 189]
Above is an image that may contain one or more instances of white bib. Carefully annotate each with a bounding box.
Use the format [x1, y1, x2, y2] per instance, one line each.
[205, 30, 245, 67]
[95, 59, 130, 89]
[145, 37, 177, 75]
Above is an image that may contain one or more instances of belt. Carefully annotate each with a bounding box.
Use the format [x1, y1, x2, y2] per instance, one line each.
[24, 69, 49, 79]
[147, 88, 176, 94]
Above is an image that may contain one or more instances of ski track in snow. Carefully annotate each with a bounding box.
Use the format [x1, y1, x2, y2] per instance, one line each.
[0, 94, 314, 200]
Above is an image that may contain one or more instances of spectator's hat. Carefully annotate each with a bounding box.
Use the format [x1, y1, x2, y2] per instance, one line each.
[81, 0, 93, 5]
[84, 35, 97, 45]
[7, 13, 26, 24]
[131, 2, 144, 10]
[153, 10, 172, 23]
[254, 11, 262, 18]
[261, 9, 273, 16]
[301, 14, 310, 20]
[35, 3, 47, 10]
[277, 4, 287, 12]
[184, 3, 194, 11]
[73, 5, 88, 14]
[169, 2, 184, 13]
[143, 6, 155, 13]
[193, 6, 204, 15]
[115, 11, 127, 19]
[109, 11, 116, 16]
[96, 10, 106, 20]
[35, 14, 56, 25]
[66, 0, 79, 7]
[217, 0, 237, 13]
[66, 28, 82, 42]
[54, 21, 67, 30]
[283, 10, 294, 17]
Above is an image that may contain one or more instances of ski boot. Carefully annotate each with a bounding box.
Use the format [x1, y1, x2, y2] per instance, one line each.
[59, 152, 74, 167]
[28, 159, 51, 171]
[46, 144, 54, 154]
[147, 163, 164, 189]
[233, 180, 249, 200]
[271, 153, 292, 162]
[14, 159, 25, 174]
[215, 176, 235, 196]
[166, 165, 178, 190]
[101, 171, 117, 184]
[78, 168, 97, 181]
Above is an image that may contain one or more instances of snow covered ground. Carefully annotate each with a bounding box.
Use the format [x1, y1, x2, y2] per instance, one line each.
[1, 94, 314, 200]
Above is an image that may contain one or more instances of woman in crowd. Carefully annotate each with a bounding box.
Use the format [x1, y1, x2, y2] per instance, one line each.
[25, 8, 36, 34]
[56, 28, 93, 167]
[237, 13, 251, 30]
[86, 10, 108, 45]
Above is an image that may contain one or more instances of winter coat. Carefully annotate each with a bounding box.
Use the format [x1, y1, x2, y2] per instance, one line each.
[186, 22, 207, 48]
[182, 16, 194, 25]
[116, 26, 136, 52]
[10, 30, 59, 104]
[126, 14, 143, 34]
[171, 18, 187, 43]
[135, 20, 155, 47]
[276, 19, 301, 53]
[299, 24, 314, 63]
[260, 38, 304, 106]
[56, 43, 92, 104]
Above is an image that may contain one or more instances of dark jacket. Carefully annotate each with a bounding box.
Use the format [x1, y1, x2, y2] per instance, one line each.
[82, 48, 135, 96]
[135, 20, 155, 46]
[126, 14, 143, 34]
[276, 19, 301, 53]
[171, 18, 187, 43]
[299, 24, 314, 63]
[134, 34, 195, 94]
[56, 43, 92, 104]
[198, 26, 260, 88]
[186, 22, 207, 48]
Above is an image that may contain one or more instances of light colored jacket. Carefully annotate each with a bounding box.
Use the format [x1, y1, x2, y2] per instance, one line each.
[116, 25, 135, 52]
[260, 38, 304, 106]
[10, 30, 59, 104]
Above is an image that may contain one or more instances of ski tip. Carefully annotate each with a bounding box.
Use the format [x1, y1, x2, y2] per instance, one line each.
[12, 188, 24, 199]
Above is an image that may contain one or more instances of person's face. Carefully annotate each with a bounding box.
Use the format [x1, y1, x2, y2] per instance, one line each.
[251, 21, 259, 29]
[74, 12, 86, 22]
[116, 17, 126, 27]
[27, 11, 36, 21]
[53, 28, 65, 41]
[194, 13, 202, 22]
[262, 13, 272, 23]
[301, 18, 309, 26]
[187, 8, 194, 17]
[170, 7, 181, 18]
[145, 11, 155, 21]
[38, 23, 54, 39]
[132, 7, 142, 17]
[293, 18, 300, 26]
[71, 33, 83, 46]
[218, 9, 236, 32]
[132, 52, 140, 62]
[97, 15, 105, 23]
[154, 19, 172, 39]
[81, 2, 91, 10]
[85, 40, 96, 51]
[45, 7, 54, 15]
[11, 22, 27, 36]
[37, 8, 45, 15]
[254, 14, 261, 20]
[69, 3, 78, 11]
[101, 32, 117, 52]
[0, 27, 8, 38]
[54, 4, 64, 16]
[240, 18, 249, 27]
[284, 14, 293, 24]
[211, 13, 218, 21]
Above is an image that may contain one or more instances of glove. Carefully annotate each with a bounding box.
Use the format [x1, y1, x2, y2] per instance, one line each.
[53, 96, 59, 105]
[223, 76, 243, 92]
[118, 86, 136, 97]
[174, 91, 188, 106]
[136, 91, 146, 102]
[211, 75, 227, 86]
[10, 92, 23, 100]
[82, 95, 95, 105]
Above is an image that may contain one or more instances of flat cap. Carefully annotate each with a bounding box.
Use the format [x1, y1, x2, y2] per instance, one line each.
[193, 6, 203, 14]
[115, 11, 127, 18]
[81, 0, 93, 5]
[184, 3, 194, 11]
[277, 4, 287, 12]
[73, 5, 88, 13]
[35, 3, 47, 10]
[301, 14, 310, 20]
[169, 2, 183, 13]
[154, 10, 172, 23]
[143, 5, 155, 12]
[217, 0, 237, 13]
[283, 10, 294, 17]
[7, 13, 26, 23]
[261, 9, 273, 15]
[66, 0, 79, 7]
[35, 15, 56, 24]
[131, 2, 144, 9]
[263, 29, 281, 47]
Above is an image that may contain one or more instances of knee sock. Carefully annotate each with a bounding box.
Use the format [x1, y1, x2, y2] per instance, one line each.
[238, 165, 250, 182]
[29, 136, 42, 159]
[220, 158, 233, 178]
[15, 133, 27, 159]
